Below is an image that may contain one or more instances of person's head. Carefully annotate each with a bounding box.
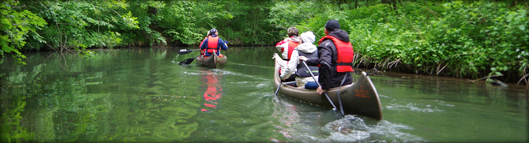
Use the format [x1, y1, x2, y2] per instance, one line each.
[209, 28, 218, 36]
[287, 27, 299, 37]
[206, 31, 210, 36]
[324, 20, 340, 35]
[300, 31, 316, 44]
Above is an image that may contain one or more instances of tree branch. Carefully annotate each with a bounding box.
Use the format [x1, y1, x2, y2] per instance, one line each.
[470, 74, 503, 82]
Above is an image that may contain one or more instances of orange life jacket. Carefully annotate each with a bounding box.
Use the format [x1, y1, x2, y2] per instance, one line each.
[318, 35, 354, 72]
[287, 40, 300, 60]
[206, 36, 219, 54]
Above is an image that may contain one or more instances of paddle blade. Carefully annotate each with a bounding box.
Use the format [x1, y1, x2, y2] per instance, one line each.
[179, 57, 197, 65]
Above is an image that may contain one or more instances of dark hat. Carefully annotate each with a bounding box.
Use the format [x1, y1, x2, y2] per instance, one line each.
[209, 28, 217, 35]
[324, 20, 340, 31]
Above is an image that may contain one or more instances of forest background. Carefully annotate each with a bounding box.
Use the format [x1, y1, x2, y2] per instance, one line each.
[1, 0, 528, 85]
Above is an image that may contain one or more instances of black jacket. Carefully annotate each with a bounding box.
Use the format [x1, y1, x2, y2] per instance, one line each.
[306, 29, 353, 90]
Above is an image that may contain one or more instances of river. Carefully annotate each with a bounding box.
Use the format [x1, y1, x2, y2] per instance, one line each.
[0, 47, 527, 142]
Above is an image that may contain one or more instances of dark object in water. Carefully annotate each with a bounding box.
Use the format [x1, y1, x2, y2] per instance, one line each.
[179, 56, 198, 65]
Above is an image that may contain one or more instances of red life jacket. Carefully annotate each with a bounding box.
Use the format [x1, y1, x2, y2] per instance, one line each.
[318, 35, 354, 72]
[206, 36, 219, 54]
[287, 40, 299, 60]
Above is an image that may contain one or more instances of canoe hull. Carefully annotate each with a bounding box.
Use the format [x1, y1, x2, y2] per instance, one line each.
[273, 59, 383, 120]
[196, 52, 227, 68]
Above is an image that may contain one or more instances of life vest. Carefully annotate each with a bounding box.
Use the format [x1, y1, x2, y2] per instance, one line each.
[318, 35, 354, 72]
[287, 40, 299, 60]
[295, 49, 319, 77]
[206, 36, 219, 54]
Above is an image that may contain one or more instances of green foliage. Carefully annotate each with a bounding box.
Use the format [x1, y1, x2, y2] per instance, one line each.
[156, 1, 232, 45]
[2, 0, 282, 64]
[268, 1, 319, 30]
[213, 0, 275, 45]
[1, 0, 47, 65]
[294, 0, 528, 81]
[33, 1, 137, 50]
[2, 0, 527, 82]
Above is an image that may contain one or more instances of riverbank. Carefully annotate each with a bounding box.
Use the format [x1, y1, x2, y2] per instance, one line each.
[288, 1, 528, 85]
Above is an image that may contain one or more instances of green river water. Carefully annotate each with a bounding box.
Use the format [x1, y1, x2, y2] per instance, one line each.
[1, 47, 527, 142]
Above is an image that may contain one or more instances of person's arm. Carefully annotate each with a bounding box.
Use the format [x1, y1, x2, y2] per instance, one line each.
[317, 42, 333, 91]
[280, 51, 299, 80]
[218, 38, 228, 50]
[281, 45, 289, 60]
[200, 38, 208, 50]
[318, 61, 332, 91]
[305, 57, 319, 66]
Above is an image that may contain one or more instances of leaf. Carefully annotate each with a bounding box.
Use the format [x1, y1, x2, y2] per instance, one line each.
[519, 25, 525, 31]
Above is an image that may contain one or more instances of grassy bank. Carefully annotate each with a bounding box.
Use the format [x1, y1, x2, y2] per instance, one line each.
[290, 1, 528, 84]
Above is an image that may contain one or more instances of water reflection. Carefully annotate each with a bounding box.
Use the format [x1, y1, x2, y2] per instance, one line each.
[200, 69, 223, 112]
[0, 47, 527, 142]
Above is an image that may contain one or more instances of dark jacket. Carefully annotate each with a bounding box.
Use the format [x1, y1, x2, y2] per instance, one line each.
[295, 48, 319, 77]
[306, 29, 353, 90]
[200, 34, 228, 57]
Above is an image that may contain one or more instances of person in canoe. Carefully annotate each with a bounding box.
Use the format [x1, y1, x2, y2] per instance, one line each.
[200, 28, 228, 57]
[273, 31, 319, 89]
[300, 20, 354, 95]
[275, 27, 302, 60]
[275, 27, 302, 81]
[199, 31, 210, 56]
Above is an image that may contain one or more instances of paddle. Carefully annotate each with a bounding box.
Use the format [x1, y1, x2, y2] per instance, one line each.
[179, 56, 199, 65]
[336, 72, 348, 116]
[301, 61, 338, 111]
[273, 54, 282, 102]
[178, 49, 201, 55]
[274, 82, 281, 96]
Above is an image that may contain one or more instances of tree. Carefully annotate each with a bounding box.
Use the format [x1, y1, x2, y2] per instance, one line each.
[1, 0, 47, 65]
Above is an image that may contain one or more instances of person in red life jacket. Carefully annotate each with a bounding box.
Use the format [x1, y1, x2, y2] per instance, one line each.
[200, 28, 228, 57]
[274, 27, 302, 81]
[300, 20, 354, 95]
[275, 27, 302, 60]
[273, 31, 319, 88]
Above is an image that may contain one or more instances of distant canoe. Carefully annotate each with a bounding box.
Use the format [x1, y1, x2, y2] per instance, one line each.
[273, 60, 383, 120]
[196, 52, 227, 68]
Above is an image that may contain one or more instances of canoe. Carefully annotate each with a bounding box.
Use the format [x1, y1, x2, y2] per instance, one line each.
[196, 52, 227, 68]
[273, 60, 383, 120]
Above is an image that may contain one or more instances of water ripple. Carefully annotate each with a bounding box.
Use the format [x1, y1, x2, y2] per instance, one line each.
[385, 103, 444, 112]
[322, 115, 424, 142]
